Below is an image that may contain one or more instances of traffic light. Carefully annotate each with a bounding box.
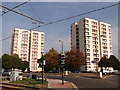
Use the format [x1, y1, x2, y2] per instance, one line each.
[58, 54, 65, 65]
[58, 54, 62, 61]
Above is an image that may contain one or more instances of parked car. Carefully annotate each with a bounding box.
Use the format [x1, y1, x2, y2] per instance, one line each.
[72, 71, 81, 73]
[2, 70, 11, 76]
[103, 69, 115, 74]
[48, 70, 60, 73]
[98, 67, 115, 74]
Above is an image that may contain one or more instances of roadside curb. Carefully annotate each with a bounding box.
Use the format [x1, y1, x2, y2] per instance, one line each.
[102, 75, 114, 79]
[70, 81, 79, 90]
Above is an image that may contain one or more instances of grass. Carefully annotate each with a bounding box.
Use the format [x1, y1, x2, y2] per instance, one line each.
[10, 78, 48, 85]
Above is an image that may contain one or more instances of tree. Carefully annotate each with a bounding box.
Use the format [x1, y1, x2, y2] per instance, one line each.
[44, 48, 59, 71]
[21, 61, 29, 72]
[2, 54, 24, 70]
[109, 55, 120, 70]
[65, 49, 86, 71]
[2, 54, 10, 68]
[98, 55, 120, 70]
[98, 56, 109, 68]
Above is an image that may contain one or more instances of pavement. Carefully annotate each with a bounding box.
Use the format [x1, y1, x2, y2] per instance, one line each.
[47, 79, 78, 89]
[1, 78, 78, 89]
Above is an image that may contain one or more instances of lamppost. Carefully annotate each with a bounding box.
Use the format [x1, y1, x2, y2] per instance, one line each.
[59, 40, 64, 85]
[59, 40, 63, 54]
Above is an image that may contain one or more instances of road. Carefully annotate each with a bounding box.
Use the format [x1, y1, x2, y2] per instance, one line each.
[64, 74, 119, 89]
[23, 73, 120, 89]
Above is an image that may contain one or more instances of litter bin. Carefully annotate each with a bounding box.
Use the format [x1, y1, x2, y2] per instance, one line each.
[32, 75, 36, 79]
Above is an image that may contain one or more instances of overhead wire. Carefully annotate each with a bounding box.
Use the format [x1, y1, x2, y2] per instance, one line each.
[1, 0, 31, 16]
[0, 4, 44, 24]
[27, 2, 42, 23]
[30, 2, 119, 30]
[0, 2, 119, 42]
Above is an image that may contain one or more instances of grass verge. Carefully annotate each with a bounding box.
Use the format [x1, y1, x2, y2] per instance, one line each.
[9, 78, 48, 88]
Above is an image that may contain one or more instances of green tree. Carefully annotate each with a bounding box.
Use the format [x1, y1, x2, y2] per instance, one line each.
[65, 49, 86, 71]
[98, 56, 109, 68]
[44, 48, 59, 71]
[109, 55, 120, 70]
[2, 54, 24, 70]
[21, 61, 29, 72]
[2, 54, 10, 68]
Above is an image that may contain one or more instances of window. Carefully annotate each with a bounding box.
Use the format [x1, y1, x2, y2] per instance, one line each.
[92, 21, 97, 25]
[86, 53, 90, 56]
[85, 40, 90, 43]
[76, 35, 79, 38]
[86, 49, 90, 52]
[85, 45, 90, 48]
[33, 33, 38, 35]
[101, 24, 106, 27]
[84, 20, 89, 23]
[85, 28, 89, 32]
[76, 39, 79, 42]
[84, 32, 89, 35]
[86, 58, 90, 61]
[86, 62, 90, 65]
[85, 24, 89, 27]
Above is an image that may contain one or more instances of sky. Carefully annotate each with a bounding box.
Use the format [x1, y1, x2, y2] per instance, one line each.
[1, 1, 119, 59]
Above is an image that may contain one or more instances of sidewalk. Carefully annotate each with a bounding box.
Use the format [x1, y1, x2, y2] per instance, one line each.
[47, 79, 76, 89]
[2, 78, 78, 89]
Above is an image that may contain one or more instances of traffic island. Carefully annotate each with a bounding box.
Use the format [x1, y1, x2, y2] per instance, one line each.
[8, 78, 48, 88]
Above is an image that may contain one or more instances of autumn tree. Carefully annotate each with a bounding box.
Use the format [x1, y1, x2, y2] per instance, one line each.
[65, 49, 86, 71]
[44, 48, 59, 71]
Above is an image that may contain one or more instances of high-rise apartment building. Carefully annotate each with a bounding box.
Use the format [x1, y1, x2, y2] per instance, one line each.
[11, 28, 44, 72]
[71, 17, 113, 72]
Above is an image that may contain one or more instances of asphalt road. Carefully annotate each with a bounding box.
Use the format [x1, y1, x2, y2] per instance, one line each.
[64, 74, 119, 89]
[23, 73, 120, 89]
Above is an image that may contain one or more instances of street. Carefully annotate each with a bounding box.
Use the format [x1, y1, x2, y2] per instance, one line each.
[25, 73, 120, 89]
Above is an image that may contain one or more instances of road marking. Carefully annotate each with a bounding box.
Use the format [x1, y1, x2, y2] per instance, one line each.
[70, 82, 79, 90]
[74, 75, 80, 77]
[102, 75, 114, 79]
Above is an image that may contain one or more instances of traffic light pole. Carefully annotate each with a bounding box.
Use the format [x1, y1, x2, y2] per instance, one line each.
[61, 65, 64, 85]
[42, 60, 44, 84]
[59, 40, 64, 85]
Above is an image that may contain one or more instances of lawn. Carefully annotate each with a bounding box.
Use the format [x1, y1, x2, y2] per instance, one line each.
[10, 78, 48, 84]
[10, 78, 48, 88]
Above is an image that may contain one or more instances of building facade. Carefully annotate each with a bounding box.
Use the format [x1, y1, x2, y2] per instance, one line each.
[71, 17, 113, 72]
[11, 28, 44, 72]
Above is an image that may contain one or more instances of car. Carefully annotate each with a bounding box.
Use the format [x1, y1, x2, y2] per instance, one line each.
[2, 70, 11, 76]
[48, 70, 60, 73]
[72, 71, 81, 73]
[103, 69, 115, 74]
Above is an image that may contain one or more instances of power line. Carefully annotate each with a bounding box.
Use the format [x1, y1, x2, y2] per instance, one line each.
[1, 2, 119, 42]
[30, 2, 119, 30]
[1, 0, 31, 16]
[0, 4, 44, 24]
[28, 2, 42, 23]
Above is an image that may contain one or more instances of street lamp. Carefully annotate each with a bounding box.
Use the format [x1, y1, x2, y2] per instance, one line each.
[59, 40, 63, 54]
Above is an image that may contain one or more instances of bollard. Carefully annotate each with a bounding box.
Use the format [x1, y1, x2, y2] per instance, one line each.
[99, 71, 103, 79]
[65, 71, 68, 76]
